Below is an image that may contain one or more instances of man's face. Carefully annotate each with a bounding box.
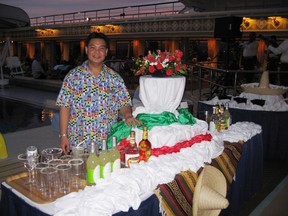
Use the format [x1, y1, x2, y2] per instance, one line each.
[85, 38, 108, 65]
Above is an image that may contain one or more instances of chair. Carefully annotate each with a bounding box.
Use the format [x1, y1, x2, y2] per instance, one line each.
[6, 56, 24, 77]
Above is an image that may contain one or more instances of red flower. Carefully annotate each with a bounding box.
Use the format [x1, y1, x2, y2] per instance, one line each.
[134, 49, 187, 76]
[174, 50, 183, 58]
[148, 65, 156, 73]
[175, 64, 181, 72]
[159, 55, 166, 62]
[166, 68, 173, 76]
[169, 55, 175, 62]
[183, 64, 187, 70]
[156, 62, 163, 70]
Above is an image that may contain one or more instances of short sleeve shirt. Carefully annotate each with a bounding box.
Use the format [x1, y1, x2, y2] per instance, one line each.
[56, 61, 131, 146]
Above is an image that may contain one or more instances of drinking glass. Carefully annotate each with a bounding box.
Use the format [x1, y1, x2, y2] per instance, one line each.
[47, 159, 63, 167]
[68, 158, 84, 189]
[72, 146, 84, 159]
[41, 147, 63, 162]
[56, 164, 71, 195]
[35, 162, 49, 194]
[60, 155, 73, 164]
[40, 167, 58, 199]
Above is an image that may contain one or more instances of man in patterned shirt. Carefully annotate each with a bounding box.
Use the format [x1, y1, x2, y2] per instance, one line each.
[56, 32, 141, 154]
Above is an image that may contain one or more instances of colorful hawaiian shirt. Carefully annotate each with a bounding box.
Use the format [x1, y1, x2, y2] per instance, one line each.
[56, 61, 131, 147]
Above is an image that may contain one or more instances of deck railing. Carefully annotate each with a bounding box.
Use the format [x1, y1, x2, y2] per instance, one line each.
[191, 64, 287, 100]
[30, 1, 185, 27]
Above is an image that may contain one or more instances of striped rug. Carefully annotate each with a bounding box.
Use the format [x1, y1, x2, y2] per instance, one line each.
[154, 141, 243, 216]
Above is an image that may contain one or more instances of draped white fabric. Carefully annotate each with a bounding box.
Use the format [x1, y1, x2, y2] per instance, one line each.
[135, 76, 186, 115]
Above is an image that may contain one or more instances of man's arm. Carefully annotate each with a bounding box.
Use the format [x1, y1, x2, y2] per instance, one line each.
[119, 105, 142, 127]
[59, 106, 71, 154]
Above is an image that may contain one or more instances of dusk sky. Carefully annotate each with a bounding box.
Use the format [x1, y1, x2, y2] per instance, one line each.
[2, 0, 174, 18]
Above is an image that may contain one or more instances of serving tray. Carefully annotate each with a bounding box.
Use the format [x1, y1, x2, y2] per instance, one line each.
[6, 172, 87, 204]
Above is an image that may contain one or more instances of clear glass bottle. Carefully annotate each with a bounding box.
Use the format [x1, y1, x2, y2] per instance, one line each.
[99, 140, 111, 179]
[138, 126, 152, 162]
[110, 136, 120, 172]
[209, 106, 217, 132]
[124, 130, 139, 167]
[223, 103, 231, 129]
[86, 141, 99, 184]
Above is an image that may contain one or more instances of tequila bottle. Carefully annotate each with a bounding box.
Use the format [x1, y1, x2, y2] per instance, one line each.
[138, 126, 152, 162]
[124, 130, 139, 167]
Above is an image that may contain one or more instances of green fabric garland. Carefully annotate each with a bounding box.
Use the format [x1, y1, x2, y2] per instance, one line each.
[107, 108, 196, 149]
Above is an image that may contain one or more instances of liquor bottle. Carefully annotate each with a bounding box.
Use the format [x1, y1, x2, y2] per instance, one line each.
[124, 130, 139, 167]
[215, 105, 222, 132]
[138, 126, 152, 162]
[86, 141, 99, 184]
[99, 139, 111, 179]
[220, 103, 225, 116]
[223, 103, 231, 129]
[110, 136, 120, 172]
[215, 103, 220, 116]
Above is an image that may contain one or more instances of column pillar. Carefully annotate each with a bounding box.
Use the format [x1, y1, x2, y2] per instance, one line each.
[62, 42, 70, 62]
[180, 37, 189, 61]
[26, 42, 35, 59]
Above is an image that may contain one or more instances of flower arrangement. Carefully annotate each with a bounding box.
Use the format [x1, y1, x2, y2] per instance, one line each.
[134, 49, 187, 76]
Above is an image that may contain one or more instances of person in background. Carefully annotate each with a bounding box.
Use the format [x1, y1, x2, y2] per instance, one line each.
[31, 56, 47, 79]
[56, 32, 142, 154]
[268, 38, 288, 87]
[266, 35, 280, 84]
[240, 32, 259, 83]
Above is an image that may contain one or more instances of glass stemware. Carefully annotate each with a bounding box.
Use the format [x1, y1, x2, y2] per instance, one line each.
[18, 153, 39, 185]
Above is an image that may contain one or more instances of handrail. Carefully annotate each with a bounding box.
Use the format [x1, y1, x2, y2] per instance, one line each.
[191, 63, 287, 100]
[30, 1, 185, 27]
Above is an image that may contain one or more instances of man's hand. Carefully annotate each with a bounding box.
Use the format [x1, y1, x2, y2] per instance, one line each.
[125, 116, 142, 128]
[60, 136, 70, 155]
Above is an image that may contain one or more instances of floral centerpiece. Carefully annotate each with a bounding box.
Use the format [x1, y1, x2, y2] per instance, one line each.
[134, 49, 187, 77]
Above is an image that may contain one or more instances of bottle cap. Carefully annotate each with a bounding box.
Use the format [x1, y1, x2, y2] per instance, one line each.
[26, 146, 38, 157]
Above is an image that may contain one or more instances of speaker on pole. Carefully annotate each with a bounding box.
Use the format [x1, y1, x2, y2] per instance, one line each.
[214, 16, 243, 39]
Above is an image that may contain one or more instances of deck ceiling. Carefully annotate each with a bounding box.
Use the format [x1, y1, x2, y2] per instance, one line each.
[179, 0, 288, 13]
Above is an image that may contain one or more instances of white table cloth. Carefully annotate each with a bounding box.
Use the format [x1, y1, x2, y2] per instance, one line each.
[134, 75, 186, 115]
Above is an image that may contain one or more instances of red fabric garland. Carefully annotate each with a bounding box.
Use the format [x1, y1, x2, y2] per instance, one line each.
[117, 133, 212, 157]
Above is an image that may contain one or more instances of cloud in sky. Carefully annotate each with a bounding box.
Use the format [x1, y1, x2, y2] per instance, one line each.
[1, 0, 173, 18]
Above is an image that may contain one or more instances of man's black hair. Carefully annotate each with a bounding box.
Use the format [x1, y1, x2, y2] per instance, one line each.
[85, 32, 109, 48]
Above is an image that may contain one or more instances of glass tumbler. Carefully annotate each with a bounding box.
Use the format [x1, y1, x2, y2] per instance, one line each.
[35, 162, 49, 194]
[56, 164, 72, 195]
[60, 155, 74, 164]
[68, 158, 84, 189]
[47, 159, 64, 167]
[40, 167, 58, 199]
[72, 146, 84, 159]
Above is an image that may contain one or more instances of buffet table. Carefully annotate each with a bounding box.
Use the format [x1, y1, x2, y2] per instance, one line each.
[0, 132, 263, 216]
[198, 101, 288, 161]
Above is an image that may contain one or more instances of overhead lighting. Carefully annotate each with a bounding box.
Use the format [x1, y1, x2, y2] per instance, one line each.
[268, 16, 281, 27]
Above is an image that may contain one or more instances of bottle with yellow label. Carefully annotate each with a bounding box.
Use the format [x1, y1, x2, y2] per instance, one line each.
[138, 126, 152, 162]
[124, 130, 139, 167]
